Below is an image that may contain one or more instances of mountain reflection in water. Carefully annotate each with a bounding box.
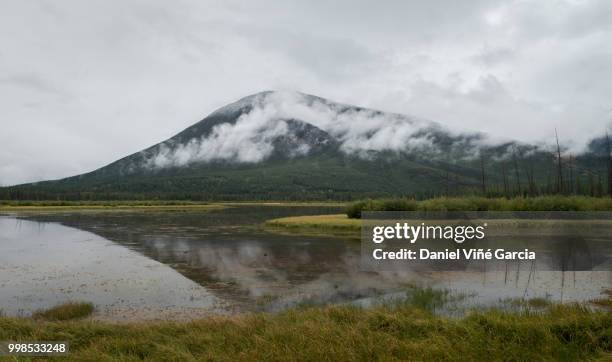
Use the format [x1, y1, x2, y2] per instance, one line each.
[5, 206, 611, 315]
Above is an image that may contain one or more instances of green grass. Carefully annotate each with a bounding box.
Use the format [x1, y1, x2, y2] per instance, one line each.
[591, 299, 612, 308]
[347, 196, 612, 218]
[526, 298, 552, 308]
[264, 214, 612, 239]
[0, 200, 228, 213]
[0, 303, 609, 360]
[264, 214, 361, 236]
[590, 291, 612, 308]
[405, 287, 451, 312]
[32, 302, 94, 321]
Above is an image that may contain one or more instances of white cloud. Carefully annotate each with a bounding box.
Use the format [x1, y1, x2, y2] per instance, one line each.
[0, 0, 610, 184]
[146, 91, 487, 168]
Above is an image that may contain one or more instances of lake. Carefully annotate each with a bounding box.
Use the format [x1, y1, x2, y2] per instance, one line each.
[1, 206, 610, 321]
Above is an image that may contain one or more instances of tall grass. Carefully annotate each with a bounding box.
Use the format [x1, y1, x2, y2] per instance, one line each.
[0, 303, 609, 360]
[265, 214, 360, 232]
[405, 287, 450, 312]
[347, 196, 612, 218]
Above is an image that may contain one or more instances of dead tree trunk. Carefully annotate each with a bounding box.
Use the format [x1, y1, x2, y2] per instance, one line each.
[606, 131, 612, 196]
[501, 163, 509, 197]
[480, 152, 486, 195]
[555, 129, 564, 194]
[568, 154, 574, 194]
[512, 145, 522, 196]
[597, 174, 603, 196]
[546, 155, 554, 194]
[524, 156, 537, 196]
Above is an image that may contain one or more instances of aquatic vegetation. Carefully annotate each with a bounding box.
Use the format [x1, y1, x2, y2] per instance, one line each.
[405, 287, 450, 312]
[32, 302, 94, 321]
[590, 299, 612, 308]
[590, 291, 612, 308]
[264, 214, 360, 235]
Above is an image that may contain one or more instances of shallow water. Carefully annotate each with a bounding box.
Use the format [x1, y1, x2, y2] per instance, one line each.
[1, 206, 610, 319]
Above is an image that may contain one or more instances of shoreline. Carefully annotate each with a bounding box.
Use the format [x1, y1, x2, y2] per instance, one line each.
[0, 201, 346, 213]
[1, 301, 609, 360]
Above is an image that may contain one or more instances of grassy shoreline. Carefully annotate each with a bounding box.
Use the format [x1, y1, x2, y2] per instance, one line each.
[264, 196, 612, 237]
[0, 200, 346, 213]
[0, 204, 229, 213]
[264, 215, 612, 238]
[347, 196, 612, 218]
[264, 214, 361, 237]
[1, 303, 609, 360]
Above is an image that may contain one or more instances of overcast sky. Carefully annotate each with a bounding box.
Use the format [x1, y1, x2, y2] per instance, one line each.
[1, 0, 611, 185]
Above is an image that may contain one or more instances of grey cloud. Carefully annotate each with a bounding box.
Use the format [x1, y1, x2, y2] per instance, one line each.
[0, 74, 69, 98]
[231, 24, 377, 80]
[471, 47, 516, 66]
[0, 0, 610, 184]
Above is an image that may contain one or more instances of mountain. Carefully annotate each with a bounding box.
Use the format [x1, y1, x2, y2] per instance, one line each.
[2, 91, 608, 201]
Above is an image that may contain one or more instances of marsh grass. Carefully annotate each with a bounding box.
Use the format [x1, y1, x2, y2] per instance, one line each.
[32, 302, 94, 321]
[591, 299, 612, 308]
[526, 297, 552, 308]
[0, 303, 610, 360]
[405, 287, 450, 312]
[590, 291, 612, 308]
[265, 214, 361, 236]
[347, 196, 612, 218]
[507, 297, 552, 309]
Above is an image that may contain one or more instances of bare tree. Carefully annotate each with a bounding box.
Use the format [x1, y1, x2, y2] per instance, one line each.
[524, 155, 537, 196]
[597, 174, 603, 196]
[568, 154, 574, 194]
[588, 171, 595, 196]
[606, 131, 612, 196]
[512, 145, 522, 196]
[555, 129, 564, 194]
[501, 162, 509, 197]
[480, 151, 486, 195]
[445, 169, 450, 197]
[545, 154, 555, 194]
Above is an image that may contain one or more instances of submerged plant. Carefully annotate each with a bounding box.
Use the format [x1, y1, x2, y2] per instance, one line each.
[32, 302, 94, 321]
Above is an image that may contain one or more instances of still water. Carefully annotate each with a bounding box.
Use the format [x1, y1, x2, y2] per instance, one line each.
[1, 206, 610, 320]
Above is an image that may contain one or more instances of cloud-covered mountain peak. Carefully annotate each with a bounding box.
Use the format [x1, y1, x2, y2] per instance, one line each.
[114, 91, 521, 173]
[208, 90, 277, 118]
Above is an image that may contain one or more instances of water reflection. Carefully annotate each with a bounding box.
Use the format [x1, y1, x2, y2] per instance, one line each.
[4, 206, 611, 316]
[0, 216, 222, 320]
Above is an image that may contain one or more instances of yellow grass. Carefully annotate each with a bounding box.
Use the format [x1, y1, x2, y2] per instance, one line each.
[0, 303, 610, 360]
[265, 214, 361, 237]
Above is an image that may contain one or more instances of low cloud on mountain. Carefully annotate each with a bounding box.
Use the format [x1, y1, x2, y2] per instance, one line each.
[146, 91, 499, 168]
